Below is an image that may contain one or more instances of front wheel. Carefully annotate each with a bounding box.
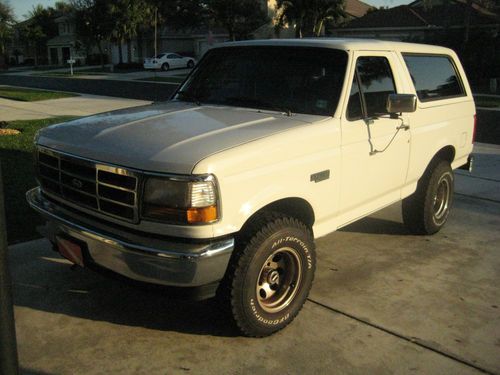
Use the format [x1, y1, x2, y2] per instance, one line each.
[229, 216, 316, 337]
[161, 63, 169, 71]
[402, 160, 454, 234]
[187, 60, 194, 68]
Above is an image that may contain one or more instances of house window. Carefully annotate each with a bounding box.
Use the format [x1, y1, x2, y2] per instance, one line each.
[402, 54, 465, 102]
[347, 56, 397, 120]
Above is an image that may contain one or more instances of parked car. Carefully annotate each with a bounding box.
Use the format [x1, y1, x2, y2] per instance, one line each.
[28, 39, 475, 337]
[143, 52, 196, 71]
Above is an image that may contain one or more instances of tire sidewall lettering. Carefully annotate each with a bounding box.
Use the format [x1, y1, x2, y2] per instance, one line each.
[271, 235, 313, 270]
[250, 298, 290, 326]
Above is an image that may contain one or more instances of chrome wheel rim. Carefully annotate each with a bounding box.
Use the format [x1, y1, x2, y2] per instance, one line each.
[433, 176, 450, 220]
[256, 247, 302, 313]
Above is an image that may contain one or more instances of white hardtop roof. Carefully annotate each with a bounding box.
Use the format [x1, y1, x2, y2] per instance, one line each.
[217, 38, 455, 55]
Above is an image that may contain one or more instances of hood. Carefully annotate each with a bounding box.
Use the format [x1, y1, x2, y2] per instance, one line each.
[37, 101, 319, 174]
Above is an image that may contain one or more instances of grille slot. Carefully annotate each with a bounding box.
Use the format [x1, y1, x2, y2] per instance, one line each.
[37, 148, 139, 222]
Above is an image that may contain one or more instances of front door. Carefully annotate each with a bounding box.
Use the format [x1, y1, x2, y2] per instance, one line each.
[62, 47, 70, 64]
[338, 51, 411, 225]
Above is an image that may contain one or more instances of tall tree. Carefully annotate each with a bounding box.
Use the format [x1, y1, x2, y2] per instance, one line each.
[109, 0, 152, 64]
[276, 0, 345, 37]
[0, 0, 14, 60]
[19, 5, 58, 66]
[72, 0, 113, 68]
[207, 0, 269, 41]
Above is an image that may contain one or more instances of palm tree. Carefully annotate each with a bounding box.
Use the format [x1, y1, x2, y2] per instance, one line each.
[276, 0, 308, 38]
[109, 0, 152, 64]
[312, 0, 345, 37]
[276, 0, 345, 38]
[0, 1, 15, 59]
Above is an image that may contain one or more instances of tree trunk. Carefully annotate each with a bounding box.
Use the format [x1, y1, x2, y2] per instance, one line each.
[464, 0, 473, 43]
[97, 43, 104, 70]
[137, 31, 143, 62]
[127, 39, 132, 63]
[118, 40, 123, 64]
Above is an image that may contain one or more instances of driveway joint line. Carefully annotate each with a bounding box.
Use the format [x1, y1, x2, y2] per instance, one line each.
[455, 192, 500, 204]
[307, 298, 498, 375]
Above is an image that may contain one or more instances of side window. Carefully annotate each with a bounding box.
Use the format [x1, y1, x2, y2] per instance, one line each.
[403, 54, 465, 101]
[347, 56, 397, 120]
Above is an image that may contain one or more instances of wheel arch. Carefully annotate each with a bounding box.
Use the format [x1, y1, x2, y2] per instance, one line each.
[237, 197, 315, 239]
[425, 145, 456, 175]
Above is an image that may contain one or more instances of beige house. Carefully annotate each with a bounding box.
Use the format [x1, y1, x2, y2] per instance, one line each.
[46, 15, 87, 65]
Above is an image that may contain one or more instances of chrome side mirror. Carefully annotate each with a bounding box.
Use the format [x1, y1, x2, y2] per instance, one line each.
[386, 94, 417, 114]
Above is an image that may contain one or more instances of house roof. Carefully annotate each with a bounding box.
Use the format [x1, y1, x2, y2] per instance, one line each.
[343, 0, 499, 29]
[345, 0, 374, 18]
[47, 35, 76, 46]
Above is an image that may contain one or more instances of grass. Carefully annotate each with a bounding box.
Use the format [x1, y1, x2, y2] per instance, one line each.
[0, 117, 76, 244]
[136, 76, 186, 83]
[474, 95, 500, 108]
[0, 86, 78, 102]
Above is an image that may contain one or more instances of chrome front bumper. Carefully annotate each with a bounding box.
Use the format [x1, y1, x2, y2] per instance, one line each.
[26, 187, 234, 290]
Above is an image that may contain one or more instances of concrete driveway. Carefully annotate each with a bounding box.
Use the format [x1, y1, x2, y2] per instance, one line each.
[8, 143, 500, 375]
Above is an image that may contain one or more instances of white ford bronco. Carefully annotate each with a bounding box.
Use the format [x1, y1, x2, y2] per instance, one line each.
[27, 39, 475, 337]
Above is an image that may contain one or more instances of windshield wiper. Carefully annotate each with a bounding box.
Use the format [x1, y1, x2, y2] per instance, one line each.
[176, 90, 201, 106]
[224, 96, 292, 116]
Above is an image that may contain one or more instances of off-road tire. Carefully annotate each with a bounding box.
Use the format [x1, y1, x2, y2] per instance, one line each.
[161, 63, 169, 71]
[402, 160, 454, 235]
[227, 215, 316, 337]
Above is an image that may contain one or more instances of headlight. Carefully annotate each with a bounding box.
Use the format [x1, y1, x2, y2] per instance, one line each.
[142, 175, 219, 224]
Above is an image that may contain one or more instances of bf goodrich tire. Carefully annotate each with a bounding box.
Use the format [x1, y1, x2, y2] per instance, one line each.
[229, 216, 316, 337]
[402, 160, 454, 235]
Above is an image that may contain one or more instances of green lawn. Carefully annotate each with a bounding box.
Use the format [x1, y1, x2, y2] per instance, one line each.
[0, 86, 78, 102]
[0, 117, 76, 244]
[474, 95, 500, 108]
[136, 76, 186, 83]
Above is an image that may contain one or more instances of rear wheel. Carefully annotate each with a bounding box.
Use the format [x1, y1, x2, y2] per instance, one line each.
[228, 216, 316, 337]
[161, 63, 169, 71]
[402, 160, 454, 234]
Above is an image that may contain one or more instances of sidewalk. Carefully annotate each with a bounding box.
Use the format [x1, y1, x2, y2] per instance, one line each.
[1, 92, 151, 121]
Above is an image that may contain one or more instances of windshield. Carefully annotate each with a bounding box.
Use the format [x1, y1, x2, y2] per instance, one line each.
[175, 46, 348, 116]
[156, 53, 165, 58]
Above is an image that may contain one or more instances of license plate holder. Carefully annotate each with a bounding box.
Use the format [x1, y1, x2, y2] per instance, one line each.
[56, 236, 85, 267]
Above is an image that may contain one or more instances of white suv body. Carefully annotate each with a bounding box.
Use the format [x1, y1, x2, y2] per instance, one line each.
[28, 39, 475, 337]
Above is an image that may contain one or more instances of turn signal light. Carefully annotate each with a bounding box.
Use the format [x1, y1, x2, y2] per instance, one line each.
[187, 206, 218, 224]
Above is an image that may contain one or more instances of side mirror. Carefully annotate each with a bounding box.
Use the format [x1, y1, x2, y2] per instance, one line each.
[386, 94, 417, 114]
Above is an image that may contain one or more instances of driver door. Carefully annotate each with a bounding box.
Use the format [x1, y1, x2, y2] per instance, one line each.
[338, 51, 411, 225]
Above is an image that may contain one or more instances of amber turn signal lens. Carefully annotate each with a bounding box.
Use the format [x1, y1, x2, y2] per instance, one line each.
[186, 205, 218, 224]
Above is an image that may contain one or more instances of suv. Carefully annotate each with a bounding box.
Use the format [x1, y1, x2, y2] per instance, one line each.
[27, 39, 475, 337]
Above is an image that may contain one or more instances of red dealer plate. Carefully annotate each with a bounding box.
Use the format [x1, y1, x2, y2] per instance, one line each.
[56, 236, 84, 267]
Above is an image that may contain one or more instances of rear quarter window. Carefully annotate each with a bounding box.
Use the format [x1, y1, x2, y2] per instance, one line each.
[402, 54, 465, 102]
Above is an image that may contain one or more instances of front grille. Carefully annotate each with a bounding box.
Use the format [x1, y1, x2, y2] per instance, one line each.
[37, 147, 139, 222]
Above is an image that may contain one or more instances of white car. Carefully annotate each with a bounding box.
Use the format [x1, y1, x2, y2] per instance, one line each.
[143, 52, 196, 71]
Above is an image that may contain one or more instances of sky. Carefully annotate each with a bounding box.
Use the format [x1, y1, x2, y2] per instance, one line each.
[8, 0, 414, 21]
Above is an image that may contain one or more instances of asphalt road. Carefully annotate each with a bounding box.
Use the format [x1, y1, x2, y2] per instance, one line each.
[0, 74, 176, 102]
[1, 74, 498, 144]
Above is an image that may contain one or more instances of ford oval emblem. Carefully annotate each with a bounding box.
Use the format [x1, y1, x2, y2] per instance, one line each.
[72, 178, 83, 189]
